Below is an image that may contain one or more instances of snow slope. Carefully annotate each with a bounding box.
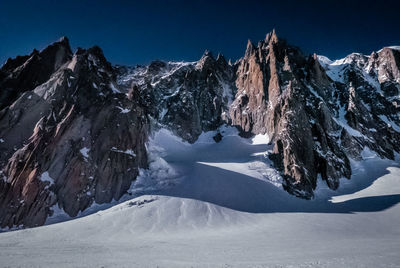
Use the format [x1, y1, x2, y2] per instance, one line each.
[1, 128, 400, 267]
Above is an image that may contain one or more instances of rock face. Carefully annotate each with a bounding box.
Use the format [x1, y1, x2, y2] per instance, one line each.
[0, 37, 72, 111]
[0, 39, 148, 228]
[228, 31, 352, 197]
[1, 32, 400, 227]
[318, 47, 400, 160]
[227, 32, 400, 198]
[116, 51, 236, 143]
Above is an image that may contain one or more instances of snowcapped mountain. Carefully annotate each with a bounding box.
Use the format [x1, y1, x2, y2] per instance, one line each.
[0, 31, 400, 230]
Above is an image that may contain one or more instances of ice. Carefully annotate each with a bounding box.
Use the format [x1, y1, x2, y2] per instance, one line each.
[159, 107, 168, 119]
[334, 106, 364, 137]
[80, 147, 89, 158]
[109, 83, 121, 93]
[110, 147, 136, 157]
[379, 114, 400, 132]
[116, 106, 130, 113]
[218, 78, 234, 105]
[40, 172, 54, 186]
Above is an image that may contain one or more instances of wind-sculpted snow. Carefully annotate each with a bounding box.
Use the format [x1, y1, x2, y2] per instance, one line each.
[0, 128, 399, 267]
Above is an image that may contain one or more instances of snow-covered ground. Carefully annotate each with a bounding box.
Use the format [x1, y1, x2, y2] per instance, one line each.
[1, 127, 400, 267]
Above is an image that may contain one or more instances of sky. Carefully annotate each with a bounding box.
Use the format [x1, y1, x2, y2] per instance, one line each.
[1, 0, 400, 66]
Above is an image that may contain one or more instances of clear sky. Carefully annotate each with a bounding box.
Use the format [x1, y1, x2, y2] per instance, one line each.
[1, 0, 399, 66]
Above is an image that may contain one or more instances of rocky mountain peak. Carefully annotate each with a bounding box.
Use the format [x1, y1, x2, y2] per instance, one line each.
[216, 53, 227, 65]
[2, 55, 31, 72]
[0, 38, 148, 228]
[230, 32, 360, 198]
[147, 60, 167, 75]
[58, 36, 70, 44]
[31, 48, 40, 56]
[267, 28, 279, 44]
[1, 33, 400, 228]
[0, 37, 73, 110]
[87, 45, 105, 58]
[202, 49, 212, 57]
[41, 36, 73, 60]
[196, 50, 216, 69]
[244, 39, 255, 57]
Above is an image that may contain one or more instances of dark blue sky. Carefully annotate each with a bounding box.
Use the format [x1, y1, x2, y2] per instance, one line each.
[1, 0, 399, 66]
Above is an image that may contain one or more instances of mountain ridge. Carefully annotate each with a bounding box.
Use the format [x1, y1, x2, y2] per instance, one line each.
[0, 31, 399, 228]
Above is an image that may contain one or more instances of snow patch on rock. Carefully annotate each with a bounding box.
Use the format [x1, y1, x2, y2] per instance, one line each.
[40, 172, 55, 189]
[109, 83, 121, 93]
[116, 106, 130, 114]
[80, 147, 90, 160]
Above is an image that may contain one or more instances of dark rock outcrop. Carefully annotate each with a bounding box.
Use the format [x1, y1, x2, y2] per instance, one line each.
[0, 40, 148, 228]
[0, 37, 72, 110]
[116, 50, 236, 143]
